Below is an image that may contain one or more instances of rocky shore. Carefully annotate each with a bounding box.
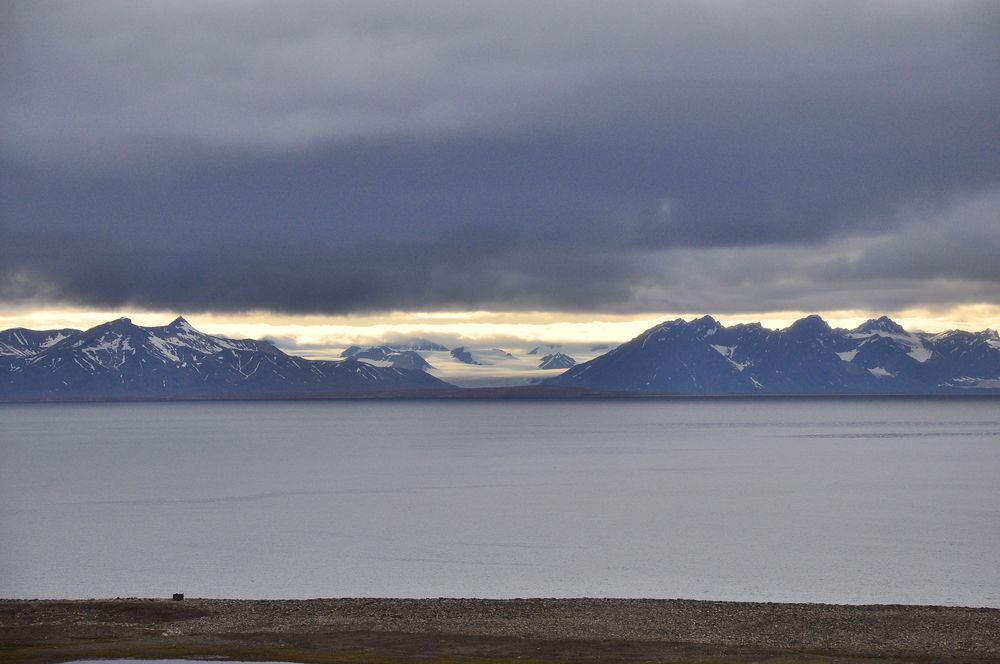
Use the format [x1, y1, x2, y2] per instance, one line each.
[2, 597, 999, 663]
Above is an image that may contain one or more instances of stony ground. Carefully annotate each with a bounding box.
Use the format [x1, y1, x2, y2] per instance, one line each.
[2, 597, 999, 663]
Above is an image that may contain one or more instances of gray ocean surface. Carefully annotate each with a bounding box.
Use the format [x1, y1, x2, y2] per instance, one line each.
[1, 398, 998, 606]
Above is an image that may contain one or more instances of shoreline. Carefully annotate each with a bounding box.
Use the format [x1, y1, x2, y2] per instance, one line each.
[3, 389, 1000, 404]
[3, 597, 999, 663]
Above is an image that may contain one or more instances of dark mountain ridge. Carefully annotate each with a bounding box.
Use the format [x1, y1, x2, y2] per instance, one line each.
[1, 317, 451, 401]
[3, 314, 998, 400]
[545, 315, 1000, 394]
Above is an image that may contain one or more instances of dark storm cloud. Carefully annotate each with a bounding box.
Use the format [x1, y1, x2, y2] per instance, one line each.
[1, 1, 998, 313]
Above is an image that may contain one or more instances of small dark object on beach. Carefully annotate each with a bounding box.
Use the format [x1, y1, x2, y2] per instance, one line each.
[172, 593, 184, 601]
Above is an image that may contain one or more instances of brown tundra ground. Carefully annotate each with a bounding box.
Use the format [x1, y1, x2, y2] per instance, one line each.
[2, 597, 999, 664]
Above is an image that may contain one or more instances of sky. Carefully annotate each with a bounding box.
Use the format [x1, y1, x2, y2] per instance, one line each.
[2, 1, 998, 349]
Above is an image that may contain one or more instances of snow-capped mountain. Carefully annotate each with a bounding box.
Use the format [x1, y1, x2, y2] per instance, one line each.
[449, 347, 515, 365]
[538, 352, 576, 369]
[342, 340, 448, 357]
[341, 345, 434, 371]
[1, 317, 451, 400]
[449, 346, 480, 365]
[545, 315, 1000, 394]
[0, 328, 77, 358]
[446, 346, 516, 366]
[385, 338, 449, 352]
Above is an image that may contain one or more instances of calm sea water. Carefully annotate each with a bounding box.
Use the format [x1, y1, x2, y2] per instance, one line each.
[1, 398, 998, 606]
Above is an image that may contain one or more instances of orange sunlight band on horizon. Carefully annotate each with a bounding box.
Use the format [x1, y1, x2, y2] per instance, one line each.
[1, 305, 998, 349]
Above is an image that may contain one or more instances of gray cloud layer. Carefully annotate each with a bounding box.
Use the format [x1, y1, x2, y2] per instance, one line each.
[2, 1, 998, 314]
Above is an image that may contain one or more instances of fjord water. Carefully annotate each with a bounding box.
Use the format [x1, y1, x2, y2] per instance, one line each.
[1, 399, 998, 606]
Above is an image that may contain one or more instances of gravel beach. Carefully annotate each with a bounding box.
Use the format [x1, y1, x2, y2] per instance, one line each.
[2, 597, 999, 663]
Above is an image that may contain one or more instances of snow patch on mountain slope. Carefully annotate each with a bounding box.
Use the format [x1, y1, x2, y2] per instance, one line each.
[40, 332, 72, 348]
[951, 378, 1000, 388]
[355, 358, 394, 368]
[710, 344, 749, 371]
[79, 336, 136, 369]
[0, 342, 28, 358]
[850, 330, 932, 362]
[146, 335, 181, 362]
[904, 340, 933, 362]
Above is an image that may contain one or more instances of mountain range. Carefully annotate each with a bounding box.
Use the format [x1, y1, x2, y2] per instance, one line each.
[0, 317, 450, 400]
[545, 315, 1000, 394]
[2, 314, 998, 400]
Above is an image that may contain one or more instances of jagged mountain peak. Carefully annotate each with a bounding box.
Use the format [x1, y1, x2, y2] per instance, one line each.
[538, 352, 576, 370]
[787, 314, 831, 332]
[784, 316, 837, 347]
[855, 315, 906, 335]
[72, 317, 143, 342]
[642, 315, 720, 341]
[932, 329, 974, 341]
[647, 318, 686, 333]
